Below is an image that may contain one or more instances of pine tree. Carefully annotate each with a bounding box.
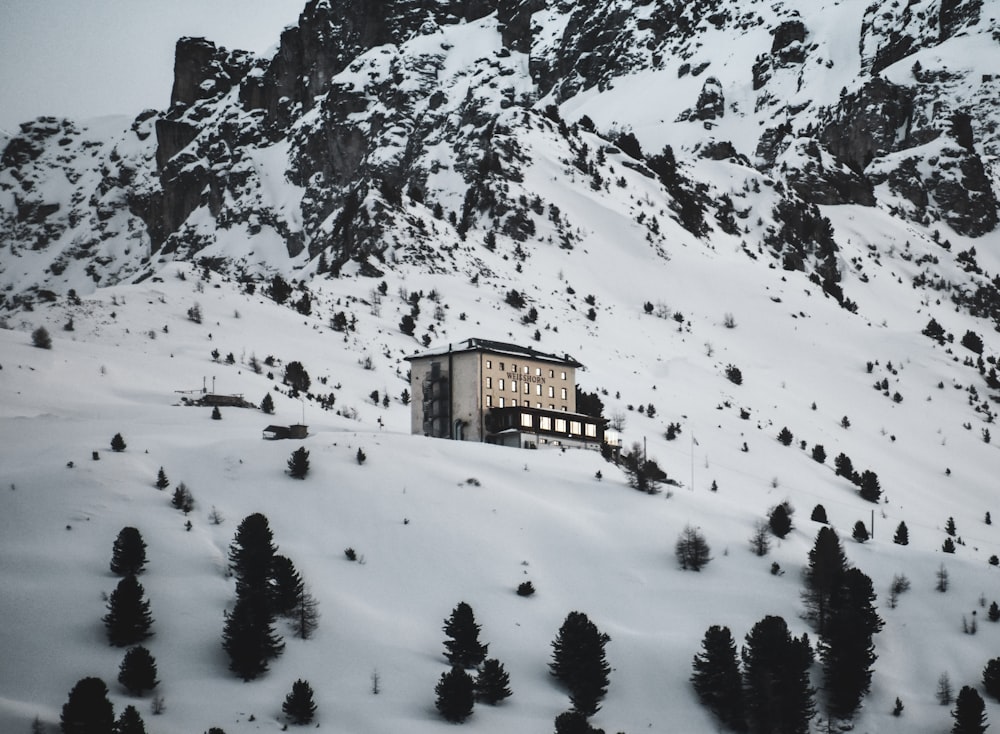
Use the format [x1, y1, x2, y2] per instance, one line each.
[769, 503, 792, 538]
[989, 602, 1000, 622]
[211, 405, 222, 420]
[110, 433, 127, 452]
[742, 615, 815, 734]
[946, 517, 957, 536]
[32, 326, 52, 349]
[554, 710, 599, 734]
[811, 444, 826, 463]
[691, 625, 745, 730]
[110, 527, 147, 576]
[893, 521, 909, 545]
[803, 527, 849, 635]
[287, 447, 310, 479]
[834, 453, 855, 480]
[171, 482, 194, 513]
[270, 555, 304, 617]
[261, 393, 275, 414]
[550, 611, 612, 717]
[60, 677, 115, 734]
[859, 470, 881, 503]
[475, 658, 513, 704]
[291, 588, 320, 640]
[675, 524, 712, 571]
[228, 513, 278, 602]
[777, 427, 793, 446]
[943, 537, 956, 553]
[154, 467, 169, 490]
[852, 521, 869, 542]
[282, 679, 317, 725]
[952, 686, 988, 734]
[810, 504, 828, 524]
[117, 645, 159, 695]
[983, 658, 1000, 701]
[222, 594, 284, 680]
[435, 667, 475, 723]
[443, 602, 489, 669]
[103, 575, 154, 646]
[820, 568, 884, 718]
[114, 705, 147, 734]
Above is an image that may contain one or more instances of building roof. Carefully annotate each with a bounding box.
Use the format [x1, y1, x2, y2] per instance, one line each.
[404, 338, 583, 367]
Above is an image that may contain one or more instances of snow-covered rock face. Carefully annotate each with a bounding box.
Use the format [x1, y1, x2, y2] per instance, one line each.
[1, 0, 999, 309]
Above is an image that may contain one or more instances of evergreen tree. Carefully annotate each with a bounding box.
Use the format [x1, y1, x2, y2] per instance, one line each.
[554, 711, 604, 734]
[852, 521, 869, 543]
[769, 504, 792, 539]
[110, 433, 127, 452]
[110, 527, 147, 576]
[282, 679, 317, 725]
[550, 611, 612, 717]
[222, 594, 284, 680]
[103, 575, 154, 646]
[32, 326, 52, 349]
[435, 667, 475, 723]
[859, 470, 881, 503]
[261, 393, 275, 414]
[287, 447, 310, 479]
[60, 677, 114, 734]
[171, 482, 194, 513]
[812, 444, 826, 464]
[675, 524, 712, 571]
[691, 625, 746, 730]
[893, 521, 909, 545]
[833, 453, 855, 481]
[114, 705, 147, 734]
[810, 505, 828, 524]
[803, 527, 849, 635]
[989, 602, 1000, 623]
[943, 537, 956, 553]
[228, 513, 278, 602]
[946, 517, 957, 536]
[270, 555, 304, 617]
[820, 568, 884, 718]
[154, 467, 169, 490]
[443, 602, 489, 669]
[117, 645, 158, 695]
[475, 658, 513, 704]
[983, 658, 1000, 701]
[211, 405, 222, 420]
[742, 615, 815, 734]
[777, 427, 793, 446]
[952, 686, 988, 734]
[291, 588, 320, 640]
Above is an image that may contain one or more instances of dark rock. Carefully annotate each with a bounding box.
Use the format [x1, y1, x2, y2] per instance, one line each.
[498, 0, 545, 53]
[819, 77, 914, 173]
[939, 0, 982, 42]
[154, 119, 199, 170]
[771, 20, 806, 53]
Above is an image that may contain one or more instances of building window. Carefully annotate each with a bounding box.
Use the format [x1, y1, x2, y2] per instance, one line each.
[536, 384, 542, 395]
[536, 402, 542, 408]
[549, 369, 555, 378]
[561, 406, 567, 412]
[549, 404, 555, 410]
[499, 378, 505, 391]
[539, 416, 552, 431]
[511, 363, 517, 373]
[561, 387, 568, 400]
[485, 377, 492, 389]
[548, 386, 555, 398]
[511, 381, 518, 392]
[535, 368, 542, 376]
[570, 421, 582, 435]
[561, 371, 567, 380]
[512, 399, 518, 407]
[499, 397, 505, 408]
[520, 413, 533, 428]
[523, 365, 529, 374]
[524, 383, 530, 394]
[486, 360, 492, 369]
[585, 424, 597, 438]
[555, 418, 567, 433]
[498, 362, 504, 371]
[486, 395, 492, 407]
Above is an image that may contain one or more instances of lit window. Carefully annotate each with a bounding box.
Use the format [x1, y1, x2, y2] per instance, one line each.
[524, 383, 530, 394]
[549, 369, 555, 378]
[536, 368, 542, 376]
[561, 371, 567, 380]
[499, 362, 504, 370]
[486, 395, 492, 407]
[539, 416, 552, 431]
[486, 360, 492, 369]
[548, 386, 555, 398]
[561, 388, 568, 400]
[570, 421, 582, 435]
[548, 404, 555, 410]
[499, 378, 505, 391]
[561, 406, 567, 412]
[511, 381, 518, 392]
[521, 413, 533, 428]
[585, 424, 597, 437]
[511, 363, 517, 373]
[555, 419, 567, 433]
[536, 384, 542, 395]
[536, 402, 542, 408]
[485, 377, 492, 389]
[523, 365, 529, 374]
[499, 397, 505, 407]
[512, 399, 518, 407]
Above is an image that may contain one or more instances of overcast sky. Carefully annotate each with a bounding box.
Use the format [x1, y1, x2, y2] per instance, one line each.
[0, 0, 306, 136]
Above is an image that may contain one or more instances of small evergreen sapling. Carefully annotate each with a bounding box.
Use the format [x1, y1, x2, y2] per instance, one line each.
[155, 467, 169, 490]
[893, 521, 909, 545]
[810, 504, 828, 524]
[675, 524, 711, 570]
[110, 527, 147, 576]
[946, 517, 957, 536]
[287, 446, 310, 479]
[110, 433, 127, 452]
[852, 521, 870, 543]
[171, 483, 194, 513]
[282, 679, 317, 725]
[768, 503, 792, 538]
[943, 537, 956, 553]
[989, 602, 1000, 622]
[31, 326, 52, 349]
[261, 393, 275, 414]
[777, 427, 793, 446]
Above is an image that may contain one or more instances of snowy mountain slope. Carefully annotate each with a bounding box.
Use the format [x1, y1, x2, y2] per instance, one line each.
[3, 0, 1000, 732]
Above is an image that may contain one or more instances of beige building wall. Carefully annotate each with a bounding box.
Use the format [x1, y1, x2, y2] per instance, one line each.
[479, 356, 575, 414]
